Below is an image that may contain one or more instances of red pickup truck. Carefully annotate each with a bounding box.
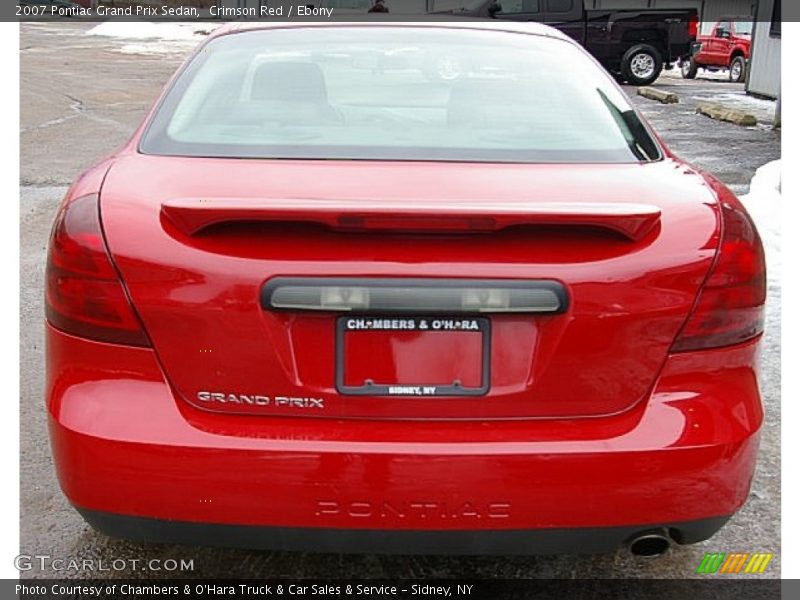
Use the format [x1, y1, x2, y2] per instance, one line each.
[682, 17, 752, 82]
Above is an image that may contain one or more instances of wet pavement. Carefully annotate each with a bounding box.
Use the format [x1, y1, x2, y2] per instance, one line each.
[20, 22, 781, 580]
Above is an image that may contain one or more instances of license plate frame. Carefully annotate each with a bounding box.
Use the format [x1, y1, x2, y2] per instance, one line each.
[335, 316, 490, 397]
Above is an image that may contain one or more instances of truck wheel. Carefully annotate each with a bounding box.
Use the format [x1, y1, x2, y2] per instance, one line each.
[729, 56, 746, 83]
[681, 57, 698, 79]
[621, 44, 664, 86]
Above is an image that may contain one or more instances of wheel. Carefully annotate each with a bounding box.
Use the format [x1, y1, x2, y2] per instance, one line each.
[729, 56, 746, 83]
[681, 57, 698, 79]
[621, 44, 664, 86]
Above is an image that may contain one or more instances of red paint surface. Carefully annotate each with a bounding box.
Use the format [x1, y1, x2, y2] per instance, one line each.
[48, 325, 761, 529]
[97, 156, 721, 420]
[694, 19, 752, 67]
[46, 23, 764, 536]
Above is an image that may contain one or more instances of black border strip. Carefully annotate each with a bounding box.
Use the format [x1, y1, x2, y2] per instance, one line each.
[76, 507, 731, 556]
[261, 277, 570, 315]
[7, 1, 797, 22]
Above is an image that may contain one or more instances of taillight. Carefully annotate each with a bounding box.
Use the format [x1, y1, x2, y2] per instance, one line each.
[671, 193, 766, 352]
[45, 194, 150, 346]
[689, 15, 699, 38]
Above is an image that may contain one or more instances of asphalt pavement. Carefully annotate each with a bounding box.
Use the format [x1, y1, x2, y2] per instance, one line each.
[19, 22, 781, 580]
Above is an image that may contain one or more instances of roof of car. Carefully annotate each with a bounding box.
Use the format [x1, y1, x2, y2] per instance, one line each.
[208, 20, 572, 43]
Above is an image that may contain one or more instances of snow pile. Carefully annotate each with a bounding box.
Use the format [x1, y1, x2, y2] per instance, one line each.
[87, 22, 219, 55]
[87, 22, 216, 41]
[740, 160, 781, 283]
[116, 42, 193, 55]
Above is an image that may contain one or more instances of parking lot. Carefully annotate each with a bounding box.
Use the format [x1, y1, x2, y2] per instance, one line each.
[20, 22, 781, 579]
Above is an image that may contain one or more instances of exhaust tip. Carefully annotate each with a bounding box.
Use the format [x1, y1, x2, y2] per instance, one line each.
[628, 531, 671, 558]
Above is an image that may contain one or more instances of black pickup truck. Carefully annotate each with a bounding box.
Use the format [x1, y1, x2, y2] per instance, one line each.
[438, 0, 699, 86]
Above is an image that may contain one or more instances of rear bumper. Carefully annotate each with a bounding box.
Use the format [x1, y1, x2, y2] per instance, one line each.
[47, 324, 762, 553]
[78, 509, 729, 555]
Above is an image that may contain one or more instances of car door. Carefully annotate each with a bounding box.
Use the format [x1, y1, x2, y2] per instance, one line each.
[708, 20, 733, 66]
[731, 19, 753, 57]
[544, 0, 584, 44]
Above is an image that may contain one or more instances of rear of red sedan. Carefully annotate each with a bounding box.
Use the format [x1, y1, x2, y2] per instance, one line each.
[46, 23, 765, 556]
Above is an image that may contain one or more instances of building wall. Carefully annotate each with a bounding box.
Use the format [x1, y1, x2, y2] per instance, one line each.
[746, 0, 781, 99]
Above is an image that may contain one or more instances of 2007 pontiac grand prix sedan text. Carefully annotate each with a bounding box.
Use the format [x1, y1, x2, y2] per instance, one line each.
[46, 22, 765, 557]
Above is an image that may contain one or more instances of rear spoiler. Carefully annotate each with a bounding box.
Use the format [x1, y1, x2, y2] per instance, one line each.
[161, 198, 661, 242]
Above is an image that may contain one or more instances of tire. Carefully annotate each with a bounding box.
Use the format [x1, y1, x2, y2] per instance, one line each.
[681, 57, 698, 79]
[729, 55, 746, 83]
[621, 44, 664, 86]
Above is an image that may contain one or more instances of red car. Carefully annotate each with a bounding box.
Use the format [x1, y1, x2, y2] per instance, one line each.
[682, 17, 753, 82]
[46, 22, 765, 557]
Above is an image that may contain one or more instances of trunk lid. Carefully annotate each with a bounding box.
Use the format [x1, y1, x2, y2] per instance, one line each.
[101, 155, 719, 420]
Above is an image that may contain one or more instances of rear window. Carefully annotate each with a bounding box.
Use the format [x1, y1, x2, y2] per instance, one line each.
[734, 20, 754, 35]
[140, 27, 661, 163]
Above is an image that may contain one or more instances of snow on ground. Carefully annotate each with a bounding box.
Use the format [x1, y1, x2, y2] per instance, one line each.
[87, 22, 219, 55]
[87, 22, 218, 40]
[691, 91, 777, 126]
[660, 66, 777, 125]
[116, 41, 198, 55]
[740, 160, 781, 283]
[662, 64, 730, 81]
